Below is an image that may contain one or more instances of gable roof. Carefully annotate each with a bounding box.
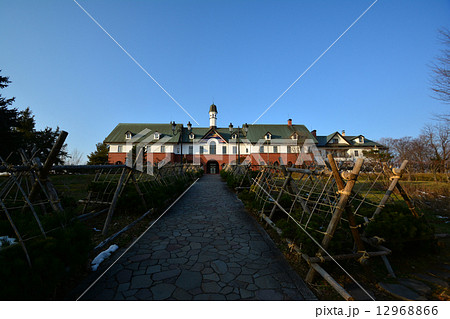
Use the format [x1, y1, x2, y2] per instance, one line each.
[104, 123, 182, 144]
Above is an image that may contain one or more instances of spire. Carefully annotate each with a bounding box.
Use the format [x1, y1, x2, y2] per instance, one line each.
[209, 103, 218, 128]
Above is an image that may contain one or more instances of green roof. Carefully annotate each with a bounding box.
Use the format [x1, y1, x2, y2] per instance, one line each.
[104, 123, 183, 144]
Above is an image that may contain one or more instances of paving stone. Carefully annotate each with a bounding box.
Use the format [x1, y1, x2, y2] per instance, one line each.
[123, 289, 138, 297]
[226, 293, 241, 300]
[146, 265, 161, 275]
[152, 269, 181, 281]
[254, 275, 279, 289]
[135, 288, 153, 300]
[116, 269, 133, 284]
[190, 263, 204, 272]
[151, 283, 176, 300]
[255, 289, 283, 301]
[167, 257, 188, 264]
[190, 242, 202, 250]
[129, 254, 151, 262]
[236, 274, 254, 284]
[176, 270, 202, 291]
[193, 294, 227, 301]
[152, 250, 170, 259]
[247, 283, 258, 291]
[219, 272, 235, 283]
[201, 267, 214, 275]
[167, 244, 182, 251]
[117, 283, 130, 292]
[134, 270, 145, 276]
[378, 282, 427, 301]
[131, 275, 153, 289]
[95, 289, 115, 300]
[239, 288, 254, 299]
[113, 292, 126, 301]
[202, 282, 221, 293]
[172, 287, 192, 301]
[204, 273, 220, 281]
[221, 286, 234, 295]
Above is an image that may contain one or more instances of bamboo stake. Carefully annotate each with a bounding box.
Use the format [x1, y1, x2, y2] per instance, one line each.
[394, 182, 419, 218]
[371, 160, 408, 219]
[302, 254, 354, 301]
[0, 199, 32, 267]
[102, 168, 127, 235]
[306, 158, 364, 283]
[327, 154, 367, 256]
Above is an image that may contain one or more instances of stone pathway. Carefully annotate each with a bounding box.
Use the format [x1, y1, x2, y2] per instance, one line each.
[80, 175, 316, 301]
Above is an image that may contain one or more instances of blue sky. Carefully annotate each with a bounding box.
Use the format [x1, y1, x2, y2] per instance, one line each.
[1, 0, 449, 161]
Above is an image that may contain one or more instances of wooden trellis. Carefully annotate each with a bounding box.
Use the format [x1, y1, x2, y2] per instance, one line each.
[239, 155, 418, 300]
[0, 131, 201, 268]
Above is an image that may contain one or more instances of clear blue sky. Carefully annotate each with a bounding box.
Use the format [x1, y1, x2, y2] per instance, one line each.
[1, 0, 449, 162]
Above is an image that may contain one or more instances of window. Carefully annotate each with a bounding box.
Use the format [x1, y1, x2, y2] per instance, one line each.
[232, 146, 237, 154]
[125, 132, 132, 139]
[200, 146, 204, 154]
[210, 144, 216, 154]
[265, 133, 271, 140]
[273, 146, 278, 153]
[222, 146, 227, 154]
[189, 133, 195, 140]
[154, 132, 160, 140]
[354, 150, 359, 157]
[259, 146, 264, 153]
[245, 148, 249, 153]
[358, 137, 363, 143]
[287, 146, 291, 153]
[333, 138, 338, 144]
[117, 145, 123, 152]
[292, 133, 298, 140]
[231, 133, 237, 140]
[160, 145, 165, 153]
[189, 145, 193, 154]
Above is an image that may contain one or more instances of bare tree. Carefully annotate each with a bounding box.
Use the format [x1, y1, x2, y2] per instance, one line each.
[430, 28, 450, 103]
[421, 122, 449, 180]
[66, 148, 85, 165]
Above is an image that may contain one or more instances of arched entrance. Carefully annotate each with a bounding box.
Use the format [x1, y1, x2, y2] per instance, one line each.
[206, 160, 219, 174]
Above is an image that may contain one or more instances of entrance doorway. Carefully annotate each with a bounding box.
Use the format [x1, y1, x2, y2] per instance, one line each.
[206, 160, 219, 174]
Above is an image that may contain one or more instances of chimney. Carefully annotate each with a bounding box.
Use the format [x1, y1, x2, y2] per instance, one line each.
[342, 130, 346, 136]
[287, 119, 292, 127]
[311, 129, 316, 137]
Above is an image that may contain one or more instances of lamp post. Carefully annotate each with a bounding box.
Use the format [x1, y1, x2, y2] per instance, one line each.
[171, 121, 192, 164]
[229, 123, 248, 165]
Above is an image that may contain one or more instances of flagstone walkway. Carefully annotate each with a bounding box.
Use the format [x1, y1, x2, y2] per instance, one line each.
[80, 174, 316, 301]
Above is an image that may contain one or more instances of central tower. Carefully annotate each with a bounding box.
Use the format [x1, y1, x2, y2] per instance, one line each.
[209, 103, 218, 129]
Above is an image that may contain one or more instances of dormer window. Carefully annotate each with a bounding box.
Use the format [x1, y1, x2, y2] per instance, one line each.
[265, 133, 272, 140]
[154, 132, 160, 140]
[333, 138, 338, 144]
[358, 136, 364, 143]
[231, 133, 238, 140]
[189, 132, 195, 140]
[291, 133, 298, 140]
[125, 131, 132, 139]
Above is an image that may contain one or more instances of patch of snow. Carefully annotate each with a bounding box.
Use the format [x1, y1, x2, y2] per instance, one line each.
[436, 215, 449, 219]
[0, 236, 16, 248]
[93, 227, 101, 232]
[91, 244, 119, 271]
